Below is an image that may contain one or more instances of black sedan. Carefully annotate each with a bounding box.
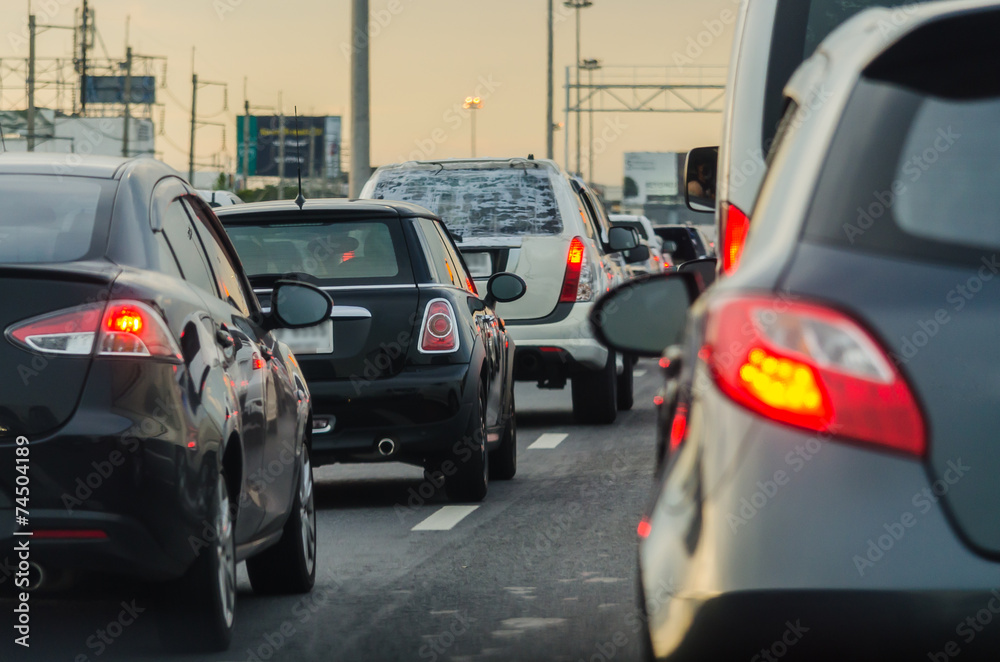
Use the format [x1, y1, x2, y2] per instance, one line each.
[217, 200, 525, 502]
[0, 154, 331, 652]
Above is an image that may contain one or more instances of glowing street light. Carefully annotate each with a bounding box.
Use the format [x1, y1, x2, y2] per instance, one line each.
[463, 96, 484, 158]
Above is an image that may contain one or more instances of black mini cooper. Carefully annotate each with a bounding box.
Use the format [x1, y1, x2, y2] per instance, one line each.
[218, 200, 526, 502]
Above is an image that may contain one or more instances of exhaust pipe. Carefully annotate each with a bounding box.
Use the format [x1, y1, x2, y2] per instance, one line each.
[28, 563, 44, 591]
[377, 438, 396, 457]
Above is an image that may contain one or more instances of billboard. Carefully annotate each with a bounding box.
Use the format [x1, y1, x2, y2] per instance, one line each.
[623, 152, 680, 205]
[84, 76, 157, 105]
[237, 115, 341, 178]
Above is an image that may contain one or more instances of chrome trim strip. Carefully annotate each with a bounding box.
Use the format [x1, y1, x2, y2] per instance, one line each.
[253, 284, 417, 295]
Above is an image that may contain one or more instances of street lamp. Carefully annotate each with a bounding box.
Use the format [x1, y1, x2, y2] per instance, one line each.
[580, 58, 602, 183]
[463, 96, 484, 158]
[564, 0, 593, 176]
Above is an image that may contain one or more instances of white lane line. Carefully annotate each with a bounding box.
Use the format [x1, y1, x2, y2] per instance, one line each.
[411, 506, 480, 531]
[528, 433, 568, 450]
[634, 369, 648, 377]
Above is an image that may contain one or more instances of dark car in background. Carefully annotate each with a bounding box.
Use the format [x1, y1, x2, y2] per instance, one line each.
[0, 155, 330, 652]
[217, 200, 526, 502]
[593, 3, 1000, 659]
[651, 225, 713, 266]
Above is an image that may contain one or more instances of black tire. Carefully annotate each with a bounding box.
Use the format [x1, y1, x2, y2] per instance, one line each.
[246, 445, 317, 595]
[157, 471, 236, 653]
[490, 392, 517, 481]
[572, 351, 618, 424]
[617, 354, 635, 411]
[446, 383, 489, 502]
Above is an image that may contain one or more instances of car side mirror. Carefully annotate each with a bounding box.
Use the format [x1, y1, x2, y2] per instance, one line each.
[623, 244, 651, 265]
[269, 281, 332, 329]
[685, 146, 719, 213]
[608, 226, 639, 252]
[677, 257, 718, 289]
[485, 272, 527, 306]
[589, 272, 701, 357]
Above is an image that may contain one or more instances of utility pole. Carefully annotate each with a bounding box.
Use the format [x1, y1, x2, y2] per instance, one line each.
[350, 0, 371, 199]
[277, 91, 285, 198]
[546, 0, 554, 160]
[564, 66, 571, 171]
[189, 73, 197, 183]
[122, 47, 132, 157]
[27, 15, 36, 151]
[564, 0, 593, 176]
[80, 0, 89, 115]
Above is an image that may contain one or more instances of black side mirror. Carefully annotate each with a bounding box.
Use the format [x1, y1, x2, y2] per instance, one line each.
[685, 146, 719, 213]
[269, 281, 332, 329]
[485, 272, 527, 307]
[589, 272, 701, 357]
[608, 226, 639, 252]
[677, 257, 718, 289]
[623, 244, 651, 265]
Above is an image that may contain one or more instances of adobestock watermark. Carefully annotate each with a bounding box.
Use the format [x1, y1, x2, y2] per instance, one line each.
[393, 429, 486, 523]
[74, 599, 146, 661]
[213, 0, 251, 21]
[672, 0, 739, 70]
[750, 620, 810, 662]
[890, 254, 1000, 366]
[853, 457, 970, 577]
[339, 0, 420, 59]
[843, 126, 961, 244]
[927, 589, 1000, 661]
[7, 0, 76, 53]
[417, 611, 472, 662]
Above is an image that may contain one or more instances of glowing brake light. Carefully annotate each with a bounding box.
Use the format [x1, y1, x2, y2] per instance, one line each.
[419, 299, 459, 354]
[704, 296, 925, 456]
[721, 202, 750, 274]
[99, 302, 182, 359]
[559, 237, 593, 303]
[637, 518, 652, 539]
[109, 309, 143, 334]
[669, 403, 689, 451]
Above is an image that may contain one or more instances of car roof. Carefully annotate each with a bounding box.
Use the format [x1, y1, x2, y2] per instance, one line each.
[373, 157, 560, 173]
[214, 198, 441, 223]
[0, 153, 171, 180]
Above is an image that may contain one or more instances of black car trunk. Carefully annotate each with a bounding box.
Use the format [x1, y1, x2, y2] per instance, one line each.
[0, 262, 117, 439]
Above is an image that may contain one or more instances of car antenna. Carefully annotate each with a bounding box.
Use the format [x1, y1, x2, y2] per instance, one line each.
[293, 107, 305, 210]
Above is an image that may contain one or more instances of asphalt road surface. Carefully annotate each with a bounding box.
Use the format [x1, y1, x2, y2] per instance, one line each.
[1, 360, 662, 662]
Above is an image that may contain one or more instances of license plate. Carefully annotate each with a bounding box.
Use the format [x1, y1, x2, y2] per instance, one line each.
[273, 320, 333, 355]
[463, 252, 493, 278]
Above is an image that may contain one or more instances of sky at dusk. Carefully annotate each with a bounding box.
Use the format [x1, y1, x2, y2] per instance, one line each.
[0, 0, 738, 186]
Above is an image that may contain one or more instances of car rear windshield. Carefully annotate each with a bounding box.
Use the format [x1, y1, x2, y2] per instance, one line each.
[225, 220, 412, 284]
[367, 166, 563, 238]
[764, 0, 934, 149]
[653, 227, 701, 263]
[612, 220, 649, 240]
[0, 175, 108, 264]
[804, 76, 1000, 265]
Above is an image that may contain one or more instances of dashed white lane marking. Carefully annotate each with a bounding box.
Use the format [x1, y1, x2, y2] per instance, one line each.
[411, 506, 480, 531]
[634, 369, 648, 377]
[528, 433, 568, 450]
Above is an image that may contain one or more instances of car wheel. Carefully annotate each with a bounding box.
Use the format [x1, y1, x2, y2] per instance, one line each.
[246, 444, 318, 595]
[447, 383, 489, 502]
[572, 350, 618, 424]
[157, 471, 236, 653]
[617, 354, 635, 411]
[490, 392, 517, 480]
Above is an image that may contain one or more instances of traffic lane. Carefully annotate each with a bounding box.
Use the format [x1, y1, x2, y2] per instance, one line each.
[0, 361, 663, 661]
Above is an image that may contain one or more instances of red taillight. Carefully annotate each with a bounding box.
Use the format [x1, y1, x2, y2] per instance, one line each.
[33, 529, 108, 539]
[7, 303, 104, 355]
[704, 296, 925, 456]
[342, 250, 356, 262]
[99, 302, 183, 360]
[669, 403, 689, 452]
[559, 237, 591, 303]
[637, 518, 652, 539]
[419, 299, 459, 353]
[252, 353, 266, 370]
[721, 202, 750, 275]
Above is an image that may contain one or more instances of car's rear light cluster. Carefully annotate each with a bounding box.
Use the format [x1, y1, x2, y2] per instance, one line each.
[721, 202, 750, 275]
[559, 237, 594, 303]
[7, 300, 182, 361]
[419, 299, 459, 354]
[704, 296, 926, 456]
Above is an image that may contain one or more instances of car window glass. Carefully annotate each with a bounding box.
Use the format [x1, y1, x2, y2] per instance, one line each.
[577, 192, 603, 243]
[433, 223, 477, 295]
[184, 199, 251, 315]
[160, 199, 218, 296]
[417, 218, 462, 288]
[155, 232, 183, 279]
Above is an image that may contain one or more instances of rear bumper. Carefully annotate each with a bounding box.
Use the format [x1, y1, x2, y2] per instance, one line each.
[505, 302, 609, 378]
[307, 363, 476, 465]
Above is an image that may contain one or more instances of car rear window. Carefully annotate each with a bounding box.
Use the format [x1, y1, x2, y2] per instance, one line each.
[367, 166, 563, 238]
[224, 220, 412, 284]
[804, 74, 1000, 265]
[763, 0, 934, 149]
[612, 220, 649, 240]
[653, 227, 700, 263]
[0, 175, 108, 264]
